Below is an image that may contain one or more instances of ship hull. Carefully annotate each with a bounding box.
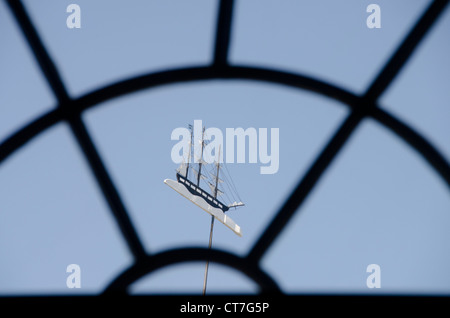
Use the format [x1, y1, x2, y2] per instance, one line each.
[164, 178, 242, 237]
[176, 173, 229, 213]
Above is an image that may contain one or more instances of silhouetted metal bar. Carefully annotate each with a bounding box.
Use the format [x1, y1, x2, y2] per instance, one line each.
[0, 108, 61, 163]
[6, 0, 69, 103]
[1, 66, 448, 191]
[0, 65, 353, 166]
[104, 247, 281, 294]
[364, 0, 449, 101]
[213, 0, 234, 66]
[68, 116, 147, 260]
[70, 114, 147, 260]
[370, 107, 450, 188]
[247, 0, 450, 263]
[247, 110, 363, 263]
[6, 0, 146, 261]
[74, 66, 359, 112]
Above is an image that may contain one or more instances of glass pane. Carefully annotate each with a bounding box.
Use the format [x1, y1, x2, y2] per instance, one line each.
[380, 5, 450, 161]
[22, 0, 218, 96]
[230, 0, 430, 93]
[83, 81, 348, 258]
[0, 0, 55, 142]
[0, 123, 132, 294]
[262, 119, 450, 294]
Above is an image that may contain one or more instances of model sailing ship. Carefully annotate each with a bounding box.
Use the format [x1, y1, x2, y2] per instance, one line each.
[164, 124, 244, 236]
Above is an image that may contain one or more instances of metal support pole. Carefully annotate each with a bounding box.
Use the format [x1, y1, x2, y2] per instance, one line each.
[202, 215, 215, 295]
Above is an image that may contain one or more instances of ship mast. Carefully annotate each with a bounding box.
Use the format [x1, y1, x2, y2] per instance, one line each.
[213, 146, 221, 198]
[196, 126, 205, 186]
[185, 124, 193, 179]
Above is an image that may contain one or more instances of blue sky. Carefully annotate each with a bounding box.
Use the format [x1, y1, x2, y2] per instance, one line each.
[0, 0, 449, 294]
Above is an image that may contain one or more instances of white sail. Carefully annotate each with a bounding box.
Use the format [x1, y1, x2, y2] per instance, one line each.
[194, 155, 208, 166]
[177, 162, 187, 176]
[209, 171, 224, 183]
[207, 182, 224, 197]
[192, 167, 207, 180]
